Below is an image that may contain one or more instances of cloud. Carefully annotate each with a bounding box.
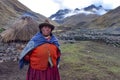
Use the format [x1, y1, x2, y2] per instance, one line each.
[19, 0, 60, 17]
[102, 0, 120, 9]
[52, 0, 120, 9]
[52, 0, 99, 9]
[18, 0, 120, 17]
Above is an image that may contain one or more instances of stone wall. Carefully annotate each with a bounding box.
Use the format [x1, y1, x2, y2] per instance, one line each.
[0, 42, 26, 63]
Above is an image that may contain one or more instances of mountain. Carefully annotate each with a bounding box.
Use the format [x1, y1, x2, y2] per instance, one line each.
[0, 0, 30, 28]
[57, 6, 120, 48]
[82, 6, 120, 28]
[49, 9, 71, 22]
[62, 13, 99, 28]
[49, 4, 109, 23]
[84, 4, 109, 12]
[0, 0, 59, 29]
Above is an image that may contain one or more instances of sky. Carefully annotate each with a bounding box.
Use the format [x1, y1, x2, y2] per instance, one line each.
[18, 0, 120, 17]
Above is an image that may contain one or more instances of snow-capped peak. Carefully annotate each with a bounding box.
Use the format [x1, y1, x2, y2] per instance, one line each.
[49, 4, 110, 21]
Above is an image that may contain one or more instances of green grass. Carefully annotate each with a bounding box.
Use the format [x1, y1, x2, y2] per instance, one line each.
[0, 28, 5, 33]
[59, 41, 120, 80]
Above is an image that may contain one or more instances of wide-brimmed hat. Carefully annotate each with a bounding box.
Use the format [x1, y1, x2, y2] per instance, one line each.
[39, 20, 55, 31]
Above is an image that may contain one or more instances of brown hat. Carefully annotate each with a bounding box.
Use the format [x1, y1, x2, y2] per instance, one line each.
[39, 20, 55, 31]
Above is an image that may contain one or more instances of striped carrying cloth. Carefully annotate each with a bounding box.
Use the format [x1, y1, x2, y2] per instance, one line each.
[26, 66, 60, 80]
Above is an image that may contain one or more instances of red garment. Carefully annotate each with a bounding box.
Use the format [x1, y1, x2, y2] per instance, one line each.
[24, 43, 60, 70]
[26, 66, 60, 80]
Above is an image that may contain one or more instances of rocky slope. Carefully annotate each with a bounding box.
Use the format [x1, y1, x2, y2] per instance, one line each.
[0, 0, 30, 28]
[56, 6, 120, 47]
[49, 4, 110, 27]
[61, 13, 99, 27]
[0, 0, 59, 29]
[82, 6, 120, 28]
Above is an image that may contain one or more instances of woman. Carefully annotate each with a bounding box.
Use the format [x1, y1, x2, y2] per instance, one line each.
[19, 20, 61, 80]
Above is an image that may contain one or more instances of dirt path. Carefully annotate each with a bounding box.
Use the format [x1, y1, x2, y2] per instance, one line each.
[0, 61, 27, 80]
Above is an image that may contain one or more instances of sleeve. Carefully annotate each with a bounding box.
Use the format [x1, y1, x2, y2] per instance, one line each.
[24, 54, 30, 61]
[24, 51, 32, 62]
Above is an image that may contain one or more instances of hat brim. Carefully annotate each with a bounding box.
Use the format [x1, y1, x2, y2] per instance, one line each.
[39, 23, 54, 30]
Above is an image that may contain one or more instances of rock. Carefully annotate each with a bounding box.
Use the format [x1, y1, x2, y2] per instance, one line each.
[0, 41, 26, 63]
[59, 28, 120, 47]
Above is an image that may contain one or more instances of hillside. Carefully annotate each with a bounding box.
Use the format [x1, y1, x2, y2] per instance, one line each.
[49, 4, 110, 28]
[0, 0, 59, 29]
[56, 6, 120, 47]
[62, 13, 99, 28]
[0, 41, 120, 80]
[0, 1, 120, 80]
[0, 0, 31, 28]
[83, 6, 120, 28]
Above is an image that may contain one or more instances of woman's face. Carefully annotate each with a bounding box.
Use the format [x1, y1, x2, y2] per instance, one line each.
[41, 26, 52, 36]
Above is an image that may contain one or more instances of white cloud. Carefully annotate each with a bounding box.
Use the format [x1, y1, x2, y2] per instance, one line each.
[52, 0, 99, 9]
[102, 0, 120, 9]
[18, 0, 120, 17]
[18, 0, 60, 17]
[63, 0, 95, 9]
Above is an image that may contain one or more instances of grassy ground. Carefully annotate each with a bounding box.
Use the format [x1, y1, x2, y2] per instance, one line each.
[59, 41, 120, 80]
[0, 41, 120, 80]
